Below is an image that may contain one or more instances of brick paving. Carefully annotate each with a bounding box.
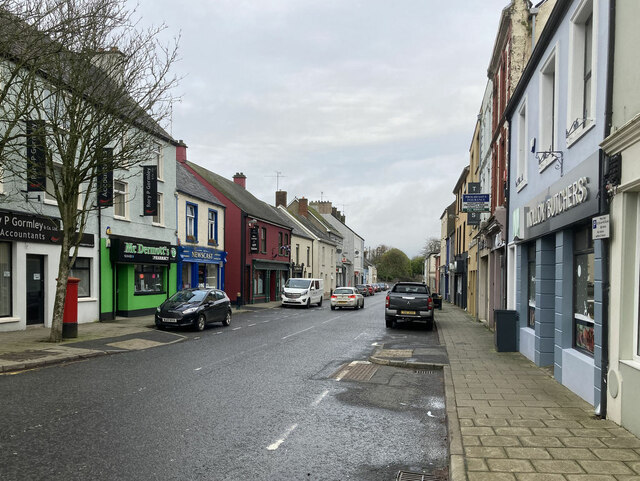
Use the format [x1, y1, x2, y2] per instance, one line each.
[438, 303, 640, 481]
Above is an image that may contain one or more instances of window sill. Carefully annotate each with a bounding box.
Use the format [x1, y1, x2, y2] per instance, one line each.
[78, 297, 97, 303]
[113, 215, 130, 222]
[0, 317, 20, 324]
[620, 359, 640, 372]
[44, 198, 57, 206]
[516, 180, 528, 193]
[152, 222, 165, 227]
[566, 121, 596, 148]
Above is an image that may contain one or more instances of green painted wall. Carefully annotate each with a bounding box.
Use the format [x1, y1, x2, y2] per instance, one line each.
[100, 238, 178, 316]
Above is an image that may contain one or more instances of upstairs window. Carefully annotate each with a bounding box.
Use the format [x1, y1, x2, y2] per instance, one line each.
[113, 180, 128, 218]
[153, 142, 164, 180]
[516, 100, 528, 191]
[186, 203, 197, 242]
[261, 227, 267, 253]
[208, 209, 218, 246]
[152, 192, 164, 225]
[540, 49, 557, 155]
[567, 1, 596, 143]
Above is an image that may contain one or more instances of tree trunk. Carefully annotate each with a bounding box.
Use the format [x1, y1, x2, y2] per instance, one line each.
[49, 237, 72, 342]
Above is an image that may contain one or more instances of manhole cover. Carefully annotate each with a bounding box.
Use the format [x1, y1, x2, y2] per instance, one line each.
[0, 349, 59, 361]
[330, 361, 379, 382]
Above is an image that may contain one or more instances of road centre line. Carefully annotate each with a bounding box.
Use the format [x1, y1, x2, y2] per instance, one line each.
[266, 423, 298, 451]
[248, 323, 257, 327]
[321, 315, 343, 324]
[232, 327, 242, 331]
[311, 389, 330, 407]
[353, 332, 366, 340]
[282, 326, 315, 340]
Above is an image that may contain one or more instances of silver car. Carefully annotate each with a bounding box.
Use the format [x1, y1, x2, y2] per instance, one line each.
[330, 287, 364, 310]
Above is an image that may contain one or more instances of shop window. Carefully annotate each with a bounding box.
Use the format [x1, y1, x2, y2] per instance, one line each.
[0, 242, 11, 317]
[208, 209, 218, 246]
[134, 265, 165, 294]
[181, 263, 191, 288]
[261, 227, 267, 253]
[254, 270, 265, 295]
[113, 180, 128, 218]
[527, 243, 536, 328]
[574, 226, 594, 355]
[186, 203, 197, 242]
[198, 263, 217, 288]
[70, 257, 91, 298]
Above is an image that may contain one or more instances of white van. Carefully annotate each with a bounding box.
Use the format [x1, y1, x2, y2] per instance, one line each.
[281, 278, 324, 308]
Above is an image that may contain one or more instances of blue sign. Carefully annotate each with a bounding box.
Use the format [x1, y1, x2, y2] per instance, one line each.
[462, 193, 490, 213]
[179, 245, 226, 264]
[463, 194, 490, 203]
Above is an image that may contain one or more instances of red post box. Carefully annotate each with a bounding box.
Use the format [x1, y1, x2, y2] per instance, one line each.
[62, 277, 80, 339]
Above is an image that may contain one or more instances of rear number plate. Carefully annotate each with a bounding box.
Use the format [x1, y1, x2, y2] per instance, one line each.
[400, 310, 416, 315]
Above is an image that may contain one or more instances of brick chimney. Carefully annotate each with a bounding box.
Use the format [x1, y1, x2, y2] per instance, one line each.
[176, 140, 187, 163]
[299, 197, 308, 218]
[332, 207, 338, 218]
[233, 172, 246, 189]
[275, 190, 287, 207]
[311, 201, 332, 214]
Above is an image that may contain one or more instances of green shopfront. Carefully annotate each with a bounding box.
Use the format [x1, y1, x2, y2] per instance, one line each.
[100, 235, 178, 319]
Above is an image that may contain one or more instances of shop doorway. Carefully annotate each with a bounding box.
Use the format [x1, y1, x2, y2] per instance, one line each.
[26, 254, 45, 325]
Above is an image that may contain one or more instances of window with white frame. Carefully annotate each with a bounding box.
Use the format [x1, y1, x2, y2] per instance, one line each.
[70, 257, 91, 298]
[567, 0, 595, 142]
[113, 180, 128, 218]
[153, 142, 164, 180]
[152, 192, 163, 225]
[539, 49, 558, 172]
[516, 100, 528, 191]
[186, 203, 197, 241]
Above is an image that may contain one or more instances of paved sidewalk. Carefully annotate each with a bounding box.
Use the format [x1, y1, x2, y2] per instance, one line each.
[0, 300, 282, 373]
[436, 303, 640, 481]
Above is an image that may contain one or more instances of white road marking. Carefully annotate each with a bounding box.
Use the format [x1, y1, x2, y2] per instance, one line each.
[335, 370, 348, 382]
[321, 316, 342, 324]
[194, 367, 202, 371]
[282, 326, 315, 340]
[427, 411, 436, 418]
[353, 332, 366, 340]
[248, 323, 257, 327]
[311, 389, 330, 407]
[263, 320, 271, 323]
[267, 424, 298, 451]
[232, 327, 242, 331]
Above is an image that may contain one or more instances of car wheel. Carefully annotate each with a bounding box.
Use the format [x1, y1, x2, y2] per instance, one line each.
[361, 300, 365, 309]
[355, 303, 360, 310]
[306, 298, 311, 309]
[222, 310, 231, 327]
[194, 313, 206, 332]
[385, 318, 393, 328]
[331, 305, 336, 310]
[318, 297, 323, 307]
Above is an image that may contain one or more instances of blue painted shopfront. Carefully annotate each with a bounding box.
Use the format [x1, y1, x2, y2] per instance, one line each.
[177, 245, 227, 291]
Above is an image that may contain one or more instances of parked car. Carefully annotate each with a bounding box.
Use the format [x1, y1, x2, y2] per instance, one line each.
[281, 277, 324, 307]
[366, 284, 375, 296]
[385, 282, 434, 330]
[355, 284, 369, 297]
[330, 287, 364, 310]
[155, 288, 232, 331]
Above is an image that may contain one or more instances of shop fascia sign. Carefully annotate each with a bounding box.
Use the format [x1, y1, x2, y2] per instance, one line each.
[180, 245, 226, 263]
[111, 237, 177, 263]
[520, 152, 599, 241]
[0, 209, 94, 246]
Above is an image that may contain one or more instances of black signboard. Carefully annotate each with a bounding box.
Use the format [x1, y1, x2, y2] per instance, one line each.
[143, 165, 158, 216]
[249, 227, 259, 253]
[97, 148, 114, 207]
[26, 120, 46, 192]
[0, 210, 94, 246]
[110, 236, 177, 264]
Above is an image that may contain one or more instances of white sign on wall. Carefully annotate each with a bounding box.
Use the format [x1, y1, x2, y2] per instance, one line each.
[592, 215, 610, 240]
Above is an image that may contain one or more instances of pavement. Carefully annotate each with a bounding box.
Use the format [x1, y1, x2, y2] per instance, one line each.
[3, 301, 640, 480]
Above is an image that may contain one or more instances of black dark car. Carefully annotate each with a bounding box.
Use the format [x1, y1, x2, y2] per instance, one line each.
[355, 284, 369, 296]
[155, 288, 232, 331]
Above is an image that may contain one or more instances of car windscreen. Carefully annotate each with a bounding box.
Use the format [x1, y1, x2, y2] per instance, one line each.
[168, 290, 207, 303]
[285, 279, 311, 289]
[334, 288, 354, 294]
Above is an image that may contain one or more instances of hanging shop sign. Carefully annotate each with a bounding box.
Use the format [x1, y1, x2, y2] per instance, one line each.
[179, 245, 226, 264]
[522, 152, 599, 241]
[249, 227, 259, 253]
[0, 210, 94, 246]
[26, 120, 46, 192]
[143, 165, 158, 216]
[110, 236, 177, 264]
[97, 148, 114, 207]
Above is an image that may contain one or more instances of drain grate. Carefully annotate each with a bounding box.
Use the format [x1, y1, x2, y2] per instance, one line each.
[330, 361, 379, 382]
[396, 471, 441, 481]
[414, 370, 436, 374]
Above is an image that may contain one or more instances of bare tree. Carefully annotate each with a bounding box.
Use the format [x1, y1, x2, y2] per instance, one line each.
[0, 0, 179, 341]
[421, 236, 441, 257]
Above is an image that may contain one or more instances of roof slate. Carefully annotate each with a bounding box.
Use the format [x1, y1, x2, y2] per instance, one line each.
[176, 163, 225, 207]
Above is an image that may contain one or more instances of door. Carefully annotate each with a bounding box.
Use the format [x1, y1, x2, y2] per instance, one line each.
[26, 255, 45, 325]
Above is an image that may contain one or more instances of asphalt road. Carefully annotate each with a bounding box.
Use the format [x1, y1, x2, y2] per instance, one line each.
[0, 294, 448, 481]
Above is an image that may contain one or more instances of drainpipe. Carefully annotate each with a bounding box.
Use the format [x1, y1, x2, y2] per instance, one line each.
[530, 7, 539, 51]
[597, 0, 616, 420]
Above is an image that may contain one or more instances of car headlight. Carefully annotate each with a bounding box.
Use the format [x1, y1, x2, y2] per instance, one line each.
[301, 290, 308, 295]
[183, 307, 198, 315]
[156, 306, 161, 312]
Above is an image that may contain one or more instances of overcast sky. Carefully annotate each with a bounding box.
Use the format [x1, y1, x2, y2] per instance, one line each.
[133, 0, 509, 258]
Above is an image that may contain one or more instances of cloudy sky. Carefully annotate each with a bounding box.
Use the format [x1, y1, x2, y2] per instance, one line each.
[133, 0, 509, 257]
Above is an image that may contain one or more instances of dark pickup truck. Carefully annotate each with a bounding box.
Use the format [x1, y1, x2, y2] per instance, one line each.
[385, 282, 435, 330]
